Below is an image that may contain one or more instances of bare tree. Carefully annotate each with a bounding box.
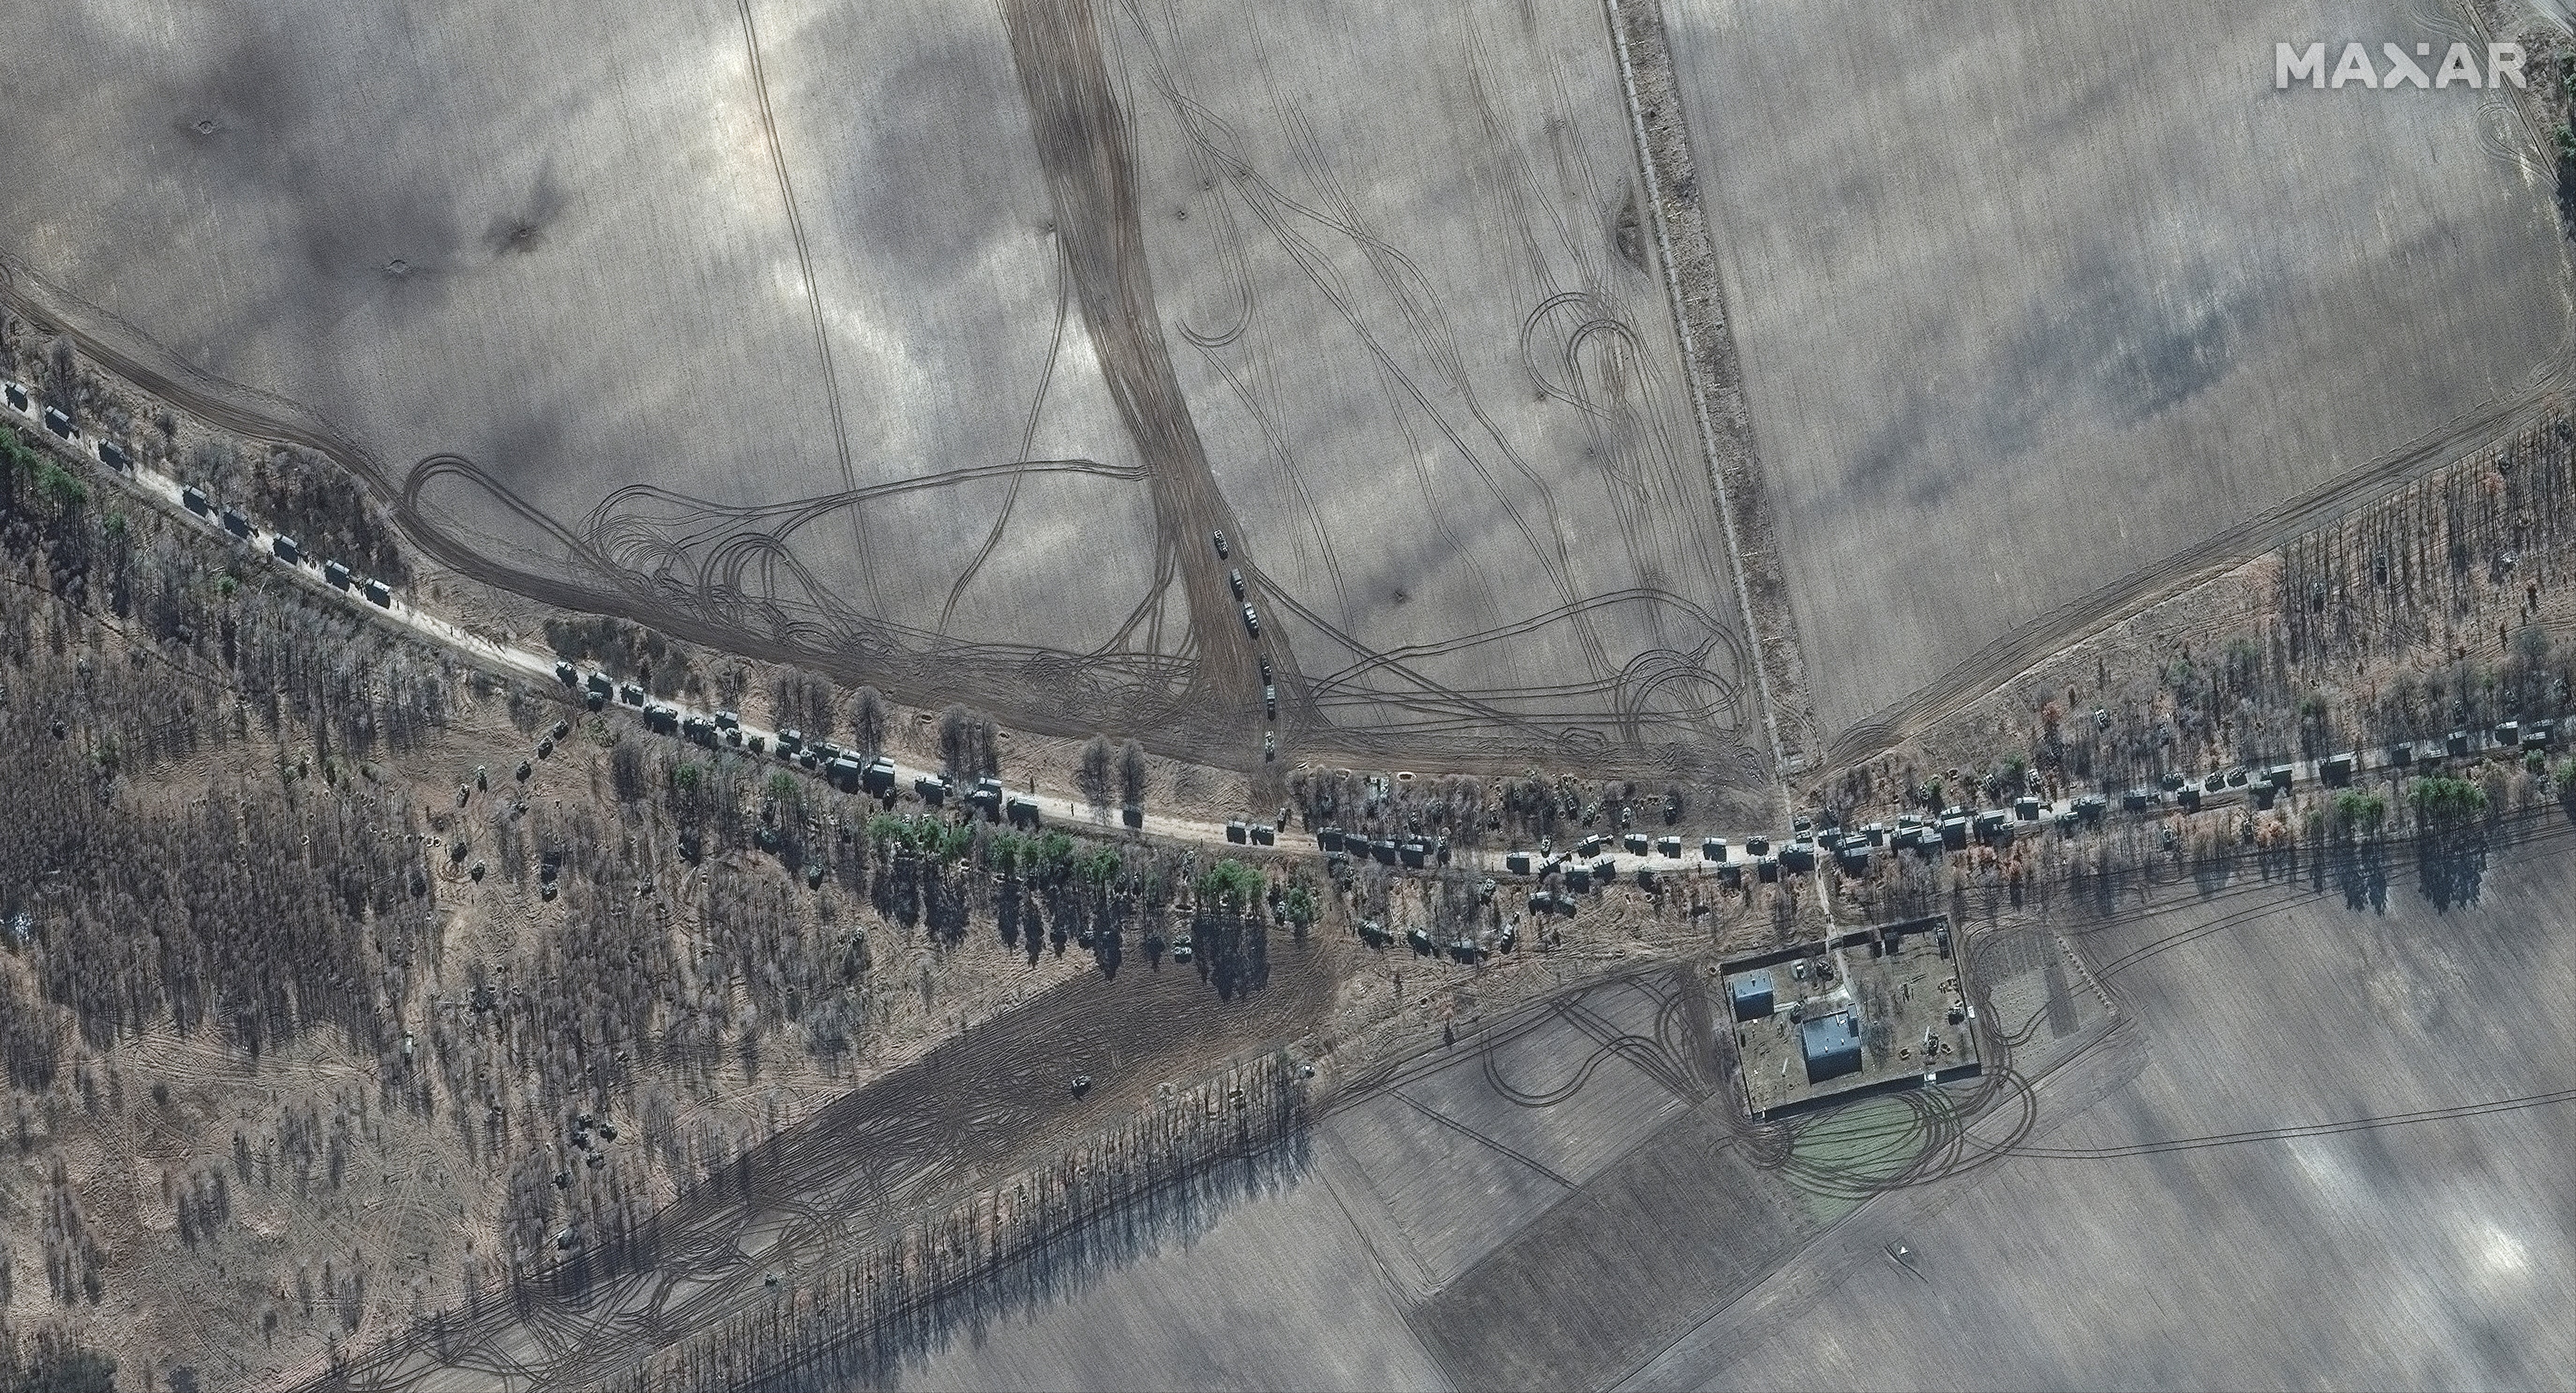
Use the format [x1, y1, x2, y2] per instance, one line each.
[1077, 736, 1113, 809]
[609, 739, 649, 802]
[851, 685, 887, 757]
[769, 670, 836, 741]
[938, 705, 999, 781]
[714, 662, 749, 710]
[1118, 740, 1148, 808]
[45, 336, 76, 414]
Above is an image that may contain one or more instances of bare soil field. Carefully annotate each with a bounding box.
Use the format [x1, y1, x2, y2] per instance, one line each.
[0, 0, 1768, 794]
[322, 936, 1347, 1392]
[1663, 0, 2576, 752]
[895, 963, 1732, 1392]
[890, 919, 2104, 1393]
[890, 1134, 1458, 1393]
[1623, 814, 2576, 1390]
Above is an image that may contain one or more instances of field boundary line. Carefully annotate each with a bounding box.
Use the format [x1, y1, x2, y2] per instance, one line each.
[1602, 0, 1795, 810]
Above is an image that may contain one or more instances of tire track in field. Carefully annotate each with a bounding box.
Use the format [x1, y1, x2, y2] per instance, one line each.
[1384, 1089, 1579, 1191]
[1603, 0, 1804, 789]
[939, 237, 1076, 635]
[2012, 1087, 2576, 1160]
[1825, 366, 2574, 770]
[314, 949, 1337, 1391]
[732, 0, 875, 611]
[1120, 7, 1603, 647]
[1000, 0, 1258, 716]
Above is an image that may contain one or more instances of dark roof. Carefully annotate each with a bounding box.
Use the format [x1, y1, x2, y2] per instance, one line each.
[1799, 1009, 1864, 1082]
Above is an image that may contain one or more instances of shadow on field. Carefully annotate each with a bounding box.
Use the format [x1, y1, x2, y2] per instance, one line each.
[2324, 836, 2389, 913]
[2416, 832, 2487, 910]
[655, 1090, 1313, 1393]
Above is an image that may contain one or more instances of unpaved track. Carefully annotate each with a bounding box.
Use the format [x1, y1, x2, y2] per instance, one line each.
[1000, 0, 1262, 718]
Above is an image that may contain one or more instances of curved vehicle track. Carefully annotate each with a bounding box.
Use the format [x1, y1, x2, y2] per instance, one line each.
[732, 0, 873, 610]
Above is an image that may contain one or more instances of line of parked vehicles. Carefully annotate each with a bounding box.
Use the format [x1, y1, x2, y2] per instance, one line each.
[5, 379, 403, 609]
[555, 661, 1044, 828]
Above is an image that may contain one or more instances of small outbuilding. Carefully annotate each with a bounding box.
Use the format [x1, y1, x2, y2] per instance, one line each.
[1728, 971, 1775, 1022]
[1799, 1009, 1865, 1083]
